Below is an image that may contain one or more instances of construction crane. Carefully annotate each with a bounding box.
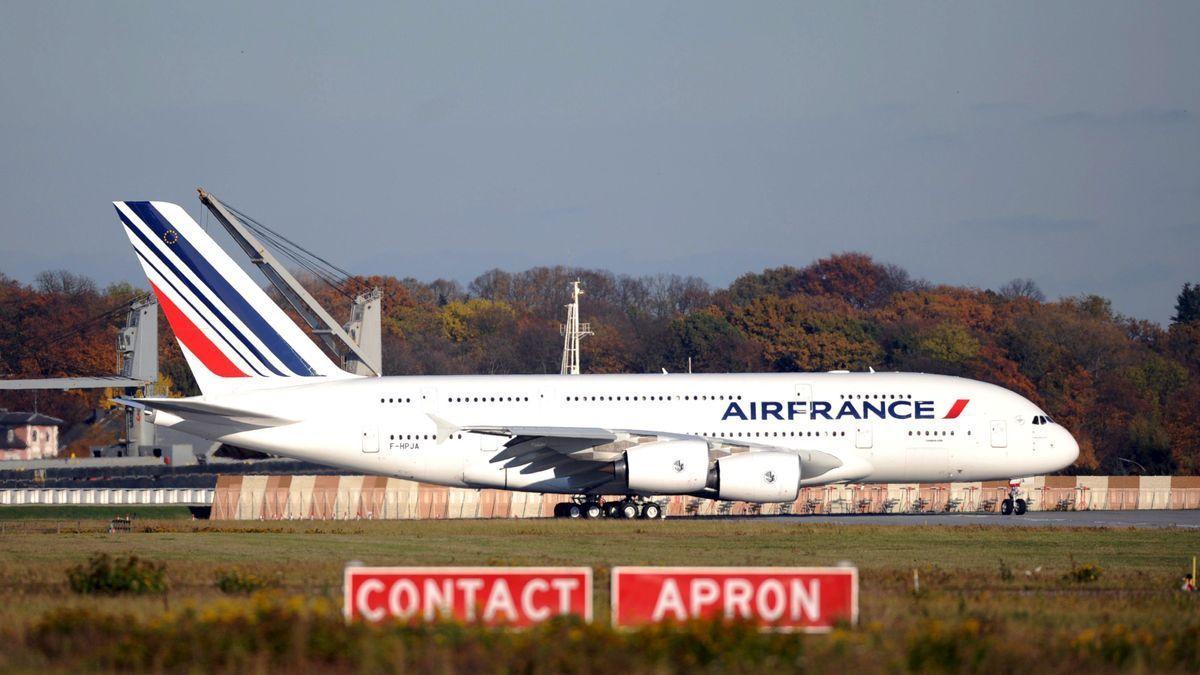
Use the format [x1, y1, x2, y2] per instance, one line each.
[197, 189, 382, 377]
[559, 280, 593, 375]
[0, 294, 160, 456]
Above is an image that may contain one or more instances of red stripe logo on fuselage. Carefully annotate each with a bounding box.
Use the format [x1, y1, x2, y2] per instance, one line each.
[943, 399, 970, 419]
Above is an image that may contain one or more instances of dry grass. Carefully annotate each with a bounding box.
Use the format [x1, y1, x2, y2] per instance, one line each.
[0, 517, 1196, 672]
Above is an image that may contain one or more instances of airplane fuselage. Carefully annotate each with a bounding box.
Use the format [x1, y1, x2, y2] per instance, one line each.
[154, 371, 1079, 497]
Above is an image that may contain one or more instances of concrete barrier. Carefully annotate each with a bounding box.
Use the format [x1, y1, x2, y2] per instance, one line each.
[205, 475, 1200, 520]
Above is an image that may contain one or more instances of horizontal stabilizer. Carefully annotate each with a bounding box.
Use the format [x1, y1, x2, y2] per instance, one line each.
[116, 397, 294, 430]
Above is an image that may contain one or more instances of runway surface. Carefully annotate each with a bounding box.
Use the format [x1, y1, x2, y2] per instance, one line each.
[756, 509, 1200, 528]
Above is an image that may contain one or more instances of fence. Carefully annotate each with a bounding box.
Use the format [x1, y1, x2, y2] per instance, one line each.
[4, 476, 1199, 519]
[0, 487, 214, 506]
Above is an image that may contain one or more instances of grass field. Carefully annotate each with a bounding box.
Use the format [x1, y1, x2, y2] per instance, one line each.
[0, 514, 1197, 672]
[0, 505, 194, 521]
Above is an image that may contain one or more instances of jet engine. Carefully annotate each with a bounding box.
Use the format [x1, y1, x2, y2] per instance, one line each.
[707, 451, 801, 502]
[615, 440, 710, 494]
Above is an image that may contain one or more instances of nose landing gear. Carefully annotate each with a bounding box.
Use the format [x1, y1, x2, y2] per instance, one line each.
[1000, 480, 1028, 516]
[1000, 498, 1028, 516]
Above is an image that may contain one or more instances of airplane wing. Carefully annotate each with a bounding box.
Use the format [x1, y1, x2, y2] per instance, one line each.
[453, 421, 849, 482]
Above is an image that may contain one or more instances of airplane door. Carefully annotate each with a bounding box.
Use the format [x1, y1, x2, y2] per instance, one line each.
[990, 420, 1007, 448]
[794, 384, 812, 423]
[361, 427, 379, 454]
[855, 426, 873, 449]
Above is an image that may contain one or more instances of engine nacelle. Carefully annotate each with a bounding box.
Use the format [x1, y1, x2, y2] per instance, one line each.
[620, 440, 710, 494]
[712, 451, 801, 502]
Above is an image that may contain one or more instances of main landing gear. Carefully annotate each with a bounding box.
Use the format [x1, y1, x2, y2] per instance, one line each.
[553, 496, 664, 520]
[1000, 498, 1028, 516]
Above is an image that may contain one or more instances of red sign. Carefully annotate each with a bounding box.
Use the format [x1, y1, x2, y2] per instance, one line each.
[611, 566, 857, 632]
[344, 567, 592, 626]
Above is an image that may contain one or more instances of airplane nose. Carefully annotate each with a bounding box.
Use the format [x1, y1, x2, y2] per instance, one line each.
[1054, 427, 1080, 469]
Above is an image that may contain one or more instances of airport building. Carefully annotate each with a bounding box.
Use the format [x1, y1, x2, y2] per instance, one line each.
[0, 410, 61, 461]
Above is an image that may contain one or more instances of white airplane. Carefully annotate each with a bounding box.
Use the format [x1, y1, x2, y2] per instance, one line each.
[113, 201, 1079, 519]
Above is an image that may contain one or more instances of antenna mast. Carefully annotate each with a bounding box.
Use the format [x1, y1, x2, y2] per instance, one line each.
[560, 280, 593, 375]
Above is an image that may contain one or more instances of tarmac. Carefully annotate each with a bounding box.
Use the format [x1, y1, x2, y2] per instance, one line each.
[758, 509, 1200, 528]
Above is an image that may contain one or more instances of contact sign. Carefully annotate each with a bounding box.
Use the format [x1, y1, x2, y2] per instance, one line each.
[345, 566, 592, 626]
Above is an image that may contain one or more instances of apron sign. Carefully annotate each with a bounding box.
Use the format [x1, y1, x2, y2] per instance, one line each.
[611, 566, 858, 631]
[344, 567, 592, 626]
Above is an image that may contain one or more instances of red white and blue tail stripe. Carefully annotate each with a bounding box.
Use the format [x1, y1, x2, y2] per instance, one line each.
[115, 201, 353, 394]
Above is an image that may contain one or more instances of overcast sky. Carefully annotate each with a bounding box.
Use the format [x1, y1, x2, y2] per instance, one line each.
[1, 2, 1196, 322]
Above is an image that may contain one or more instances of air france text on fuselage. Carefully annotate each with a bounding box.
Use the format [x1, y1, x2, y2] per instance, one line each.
[721, 398, 969, 421]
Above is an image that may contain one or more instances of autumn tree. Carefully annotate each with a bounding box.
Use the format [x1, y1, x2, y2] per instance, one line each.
[3, 256, 1199, 474]
[731, 295, 882, 372]
[663, 309, 760, 373]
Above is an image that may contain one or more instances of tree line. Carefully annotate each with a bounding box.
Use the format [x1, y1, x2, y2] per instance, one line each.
[2, 254, 1198, 474]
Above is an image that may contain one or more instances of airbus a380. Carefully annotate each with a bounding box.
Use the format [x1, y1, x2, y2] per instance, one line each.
[113, 201, 1080, 519]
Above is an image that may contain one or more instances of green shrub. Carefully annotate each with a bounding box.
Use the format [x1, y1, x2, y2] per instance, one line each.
[1072, 624, 1159, 667]
[16, 595, 1200, 673]
[1065, 559, 1102, 583]
[906, 617, 991, 672]
[23, 596, 807, 672]
[66, 553, 167, 595]
[214, 569, 277, 594]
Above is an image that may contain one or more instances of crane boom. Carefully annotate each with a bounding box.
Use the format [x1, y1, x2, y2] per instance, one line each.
[197, 189, 381, 376]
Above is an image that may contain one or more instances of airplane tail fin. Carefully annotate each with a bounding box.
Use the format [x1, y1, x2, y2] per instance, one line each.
[114, 200, 357, 396]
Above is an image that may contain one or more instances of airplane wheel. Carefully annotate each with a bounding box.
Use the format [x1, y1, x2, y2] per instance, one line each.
[640, 502, 662, 520]
[604, 503, 619, 518]
[1014, 499, 1027, 515]
[584, 502, 603, 519]
[552, 503, 567, 518]
[619, 501, 639, 519]
[566, 503, 583, 519]
[1000, 498, 1014, 515]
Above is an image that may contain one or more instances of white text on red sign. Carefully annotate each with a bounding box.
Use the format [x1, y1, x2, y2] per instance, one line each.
[344, 567, 592, 627]
[611, 567, 857, 631]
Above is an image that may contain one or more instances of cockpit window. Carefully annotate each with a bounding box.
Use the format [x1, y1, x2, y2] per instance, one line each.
[1033, 415, 1055, 425]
